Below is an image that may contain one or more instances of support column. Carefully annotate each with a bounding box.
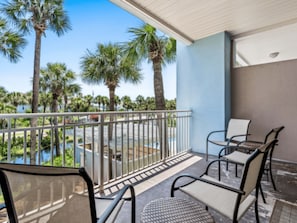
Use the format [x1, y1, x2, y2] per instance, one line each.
[176, 32, 231, 155]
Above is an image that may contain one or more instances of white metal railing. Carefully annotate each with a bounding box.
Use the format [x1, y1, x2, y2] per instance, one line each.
[0, 110, 192, 190]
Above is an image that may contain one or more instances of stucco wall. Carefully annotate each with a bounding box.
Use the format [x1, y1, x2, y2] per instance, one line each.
[177, 32, 231, 155]
[232, 59, 297, 163]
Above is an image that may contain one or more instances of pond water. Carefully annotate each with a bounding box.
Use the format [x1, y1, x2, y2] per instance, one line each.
[10, 143, 73, 164]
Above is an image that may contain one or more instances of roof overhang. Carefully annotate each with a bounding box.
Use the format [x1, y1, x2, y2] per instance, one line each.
[110, 0, 297, 66]
[110, 0, 297, 44]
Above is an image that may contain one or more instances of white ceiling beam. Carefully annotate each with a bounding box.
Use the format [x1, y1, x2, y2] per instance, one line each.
[110, 0, 194, 45]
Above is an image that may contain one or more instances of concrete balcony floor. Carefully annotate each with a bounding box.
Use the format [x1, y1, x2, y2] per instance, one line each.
[112, 152, 297, 222]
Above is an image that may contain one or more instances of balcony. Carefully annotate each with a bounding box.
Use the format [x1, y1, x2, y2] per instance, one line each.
[1, 110, 297, 222]
[0, 110, 191, 190]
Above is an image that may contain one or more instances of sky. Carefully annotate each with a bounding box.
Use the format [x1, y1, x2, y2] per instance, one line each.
[0, 0, 176, 100]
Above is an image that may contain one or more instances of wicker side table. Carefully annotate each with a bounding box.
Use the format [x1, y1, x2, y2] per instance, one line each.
[141, 197, 214, 223]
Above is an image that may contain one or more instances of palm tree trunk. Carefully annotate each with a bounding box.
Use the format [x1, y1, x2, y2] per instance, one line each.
[152, 60, 166, 110]
[152, 60, 168, 159]
[52, 96, 60, 156]
[30, 30, 42, 165]
[108, 86, 115, 141]
[41, 103, 47, 142]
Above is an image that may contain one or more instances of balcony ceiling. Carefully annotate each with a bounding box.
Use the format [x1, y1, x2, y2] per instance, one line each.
[110, 0, 297, 65]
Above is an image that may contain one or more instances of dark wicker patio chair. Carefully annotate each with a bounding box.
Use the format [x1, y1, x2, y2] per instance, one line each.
[0, 164, 135, 223]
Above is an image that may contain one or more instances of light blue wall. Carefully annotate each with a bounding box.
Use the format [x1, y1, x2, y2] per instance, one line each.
[176, 32, 231, 155]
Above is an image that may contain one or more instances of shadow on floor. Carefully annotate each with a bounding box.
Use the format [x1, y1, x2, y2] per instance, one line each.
[114, 152, 297, 223]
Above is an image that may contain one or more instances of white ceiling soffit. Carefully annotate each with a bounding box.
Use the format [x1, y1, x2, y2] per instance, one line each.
[110, 0, 297, 44]
[235, 23, 297, 66]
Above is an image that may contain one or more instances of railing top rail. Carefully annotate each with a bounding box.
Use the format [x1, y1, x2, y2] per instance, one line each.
[0, 110, 192, 118]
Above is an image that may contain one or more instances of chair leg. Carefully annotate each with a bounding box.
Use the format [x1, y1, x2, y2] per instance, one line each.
[235, 164, 238, 177]
[206, 141, 209, 161]
[269, 162, 277, 191]
[259, 184, 266, 204]
[255, 199, 260, 223]
[218, 160, 221, 181]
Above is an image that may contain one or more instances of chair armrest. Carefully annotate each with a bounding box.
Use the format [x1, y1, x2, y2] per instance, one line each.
[228, 133, 250, 143]
[97, 184, 135, 223]
[218, 145, 255, 158]
[237, 140, 263, 145]
[206, 130, 226, 141]
[237, 140, 264, 149]
[171, 173, 244, 197]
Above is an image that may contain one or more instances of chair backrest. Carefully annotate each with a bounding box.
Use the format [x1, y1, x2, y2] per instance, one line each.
[239, 140, 277, 202]
[0, 164, 97, 223]
[264, 126, 284, 159]
[264, 126, 284, 143]
[226, 119, 251, 142]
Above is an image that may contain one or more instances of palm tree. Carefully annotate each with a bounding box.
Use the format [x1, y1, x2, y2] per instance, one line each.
[114, 95, 121, 111]
[7, 92, 27, 139]
[121, 95, 132, 111]
[68, 96, 88, 112]
[2, 0, 71, 163]
[125, 23, 176, 110]
[145, 97, 156, 110]
[40, 62, 76, 156]
[81, 43, 142, 140]
[84, 95, 93, 109]
[101, 96, 110, 111]
[81, 43, 142, 112]
[166, 99, 176, 110]
[0, 87, 8, 104]
[94, 95, 103, 111]
[63, 83, 81, 112]
[0, 17, 26, 62]
[39, 92, 51, 140]
[135, 95, 145, 110]
[2, 0, 71, 114]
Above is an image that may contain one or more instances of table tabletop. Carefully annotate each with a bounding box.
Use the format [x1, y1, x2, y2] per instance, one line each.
[141, 197, 214, 223]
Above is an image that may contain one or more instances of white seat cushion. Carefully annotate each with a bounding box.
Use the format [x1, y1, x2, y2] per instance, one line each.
[224, 151, 250, 164]
[180, 175, 256, 220]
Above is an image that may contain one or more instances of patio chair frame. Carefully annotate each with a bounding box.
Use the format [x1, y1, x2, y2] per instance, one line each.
[0, 164, 135, 223]
[206, 118, 251, 161]
[171, 140, 277, 223]
[219, 126, 284, 190]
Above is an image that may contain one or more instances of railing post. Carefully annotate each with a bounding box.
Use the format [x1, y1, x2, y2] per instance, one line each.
[162, 112, 168, 163]
[99, 113, 105, 192]
[7, 118, 11, 162]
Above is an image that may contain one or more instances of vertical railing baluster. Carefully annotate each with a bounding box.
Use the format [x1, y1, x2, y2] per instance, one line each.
[73, 126, 77, 167]
[7, 118, 11, 162]
[121, 117, 126, 177]
[127, 113, 130, 174]
[91, 125, 95, 182]
[51, 124, 54, 166]
[38, 128, 41, 165]
[138, 113, 141, 170]
[107, 114, 111, 181]
[114, 114, 118, 179]
[99, 113, 104, 192]
[83, 124, 86, 168]
[132, 113, 135, 172]
[24, 130, 27, 164]
[62, 124, 66, 167]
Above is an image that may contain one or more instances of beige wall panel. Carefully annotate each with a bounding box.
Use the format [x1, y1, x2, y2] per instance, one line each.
[232, 59, 297, 163]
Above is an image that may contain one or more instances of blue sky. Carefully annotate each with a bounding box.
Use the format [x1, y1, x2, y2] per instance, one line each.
[0, 0, 176, 100]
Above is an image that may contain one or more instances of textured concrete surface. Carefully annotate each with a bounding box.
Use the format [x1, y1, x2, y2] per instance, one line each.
[113, 152, 297, 223]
